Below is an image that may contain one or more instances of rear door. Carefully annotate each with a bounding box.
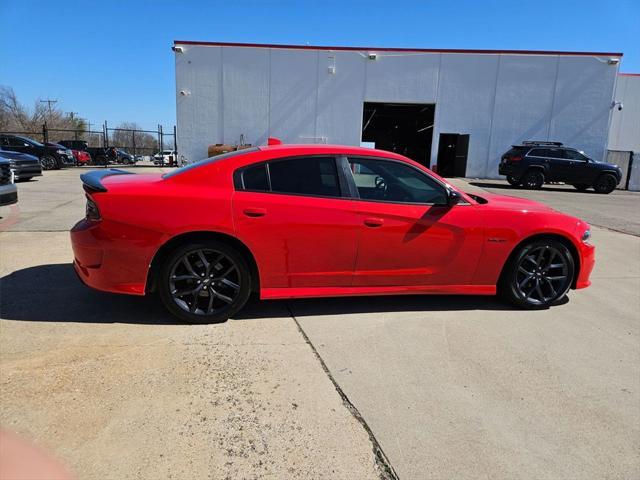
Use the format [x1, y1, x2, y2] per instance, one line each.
[232, 156, 359, 290]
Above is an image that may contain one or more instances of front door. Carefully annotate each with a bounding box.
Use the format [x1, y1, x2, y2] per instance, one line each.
[232, 156, 359, 289]
[346, 157, 484, 287]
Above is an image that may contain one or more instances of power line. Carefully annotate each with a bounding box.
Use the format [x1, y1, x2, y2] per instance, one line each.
[39, 98, 58, 118]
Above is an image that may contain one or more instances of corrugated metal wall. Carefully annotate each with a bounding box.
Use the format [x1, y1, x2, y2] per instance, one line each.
[176, 44, 619, 178]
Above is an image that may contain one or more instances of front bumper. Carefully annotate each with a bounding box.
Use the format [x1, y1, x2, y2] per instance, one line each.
[575, 241, 595, 289]
[0, 183, 18, 206]
[12, 164, 42, 179]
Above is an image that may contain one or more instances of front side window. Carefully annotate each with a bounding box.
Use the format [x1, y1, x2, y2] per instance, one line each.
[268, 157, 340, 197]
[348, 158, 447, 204]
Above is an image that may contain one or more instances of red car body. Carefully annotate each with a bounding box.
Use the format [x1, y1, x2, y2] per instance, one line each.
[72, 149, 91, 165]
[70, 144, 594, 304]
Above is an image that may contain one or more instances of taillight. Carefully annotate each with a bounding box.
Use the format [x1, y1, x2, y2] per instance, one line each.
[510, 156, 522, 161]
[85, 194, 101, 221]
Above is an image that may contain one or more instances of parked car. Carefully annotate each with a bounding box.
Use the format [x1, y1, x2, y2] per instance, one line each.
[498, 141, 623, 193]
[153, 150, 176, 165]
[58, 140, 110, 165]
[0, 134, 75, 170]
[71, 142, 595, 324]
[0, 148, 43, 181]
[72, 150, 92, 166]
[116, 149, 136, 165]
[0, 158, 18, 206]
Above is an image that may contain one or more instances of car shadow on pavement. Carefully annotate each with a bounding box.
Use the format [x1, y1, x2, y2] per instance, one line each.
[1, 264, 528, 324]
[0, 263, 180, 324]
[469, 181, 592, 194]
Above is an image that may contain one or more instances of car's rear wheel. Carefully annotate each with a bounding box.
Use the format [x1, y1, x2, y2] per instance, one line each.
[572, 184, 590, 192]
[500, 239, 574, 309]
[522, 170, 544, 189]
[506, 175, 520, 186]
[158, 241, 251, 324]
[593, 173, 617, 194]
[40, 156, 56, 170]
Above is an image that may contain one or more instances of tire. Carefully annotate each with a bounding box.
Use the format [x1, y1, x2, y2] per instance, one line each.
[572, 184, 590, 192]
[500, 238, 574, 309]
[593, 173, 617, 194]
[506, 175, 520, 186]
[521, 170, 545, 189]
[158, 241, 252, 324]
[40, 156, 57, 171]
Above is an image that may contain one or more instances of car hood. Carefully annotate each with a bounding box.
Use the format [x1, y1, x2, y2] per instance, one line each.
[477, 193, 556, 212]
[0, 150, 39, 161]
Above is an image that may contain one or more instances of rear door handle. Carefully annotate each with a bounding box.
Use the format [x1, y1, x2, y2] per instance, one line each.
[364, 217, 384, 227]
[243, 208, 266, 218]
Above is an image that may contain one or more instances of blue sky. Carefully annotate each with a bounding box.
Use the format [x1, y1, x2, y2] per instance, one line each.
[1, 0, 638, 130]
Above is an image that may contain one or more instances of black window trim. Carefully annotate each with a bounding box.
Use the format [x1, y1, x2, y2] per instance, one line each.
[342, 155, 463, 206]
[233, 154, 348, 200]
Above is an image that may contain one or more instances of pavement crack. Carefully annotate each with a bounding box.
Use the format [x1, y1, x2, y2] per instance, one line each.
[286, 304, 400, 480]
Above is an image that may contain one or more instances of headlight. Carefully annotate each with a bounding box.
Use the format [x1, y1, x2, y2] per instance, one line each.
[56, 149, 66, 154]
[581, 229, 591, 243]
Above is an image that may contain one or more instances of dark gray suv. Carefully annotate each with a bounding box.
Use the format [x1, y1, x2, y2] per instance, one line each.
[499, 141, 623, 194]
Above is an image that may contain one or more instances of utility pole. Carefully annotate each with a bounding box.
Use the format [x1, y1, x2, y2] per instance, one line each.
[39, 99, 58, 118]
[66, 111, 78, 120]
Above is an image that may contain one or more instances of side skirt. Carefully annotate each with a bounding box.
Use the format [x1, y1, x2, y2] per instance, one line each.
[260, 284, 496, 300]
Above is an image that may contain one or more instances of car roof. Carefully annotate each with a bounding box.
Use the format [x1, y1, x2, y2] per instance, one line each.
[257, 143, 408, 160]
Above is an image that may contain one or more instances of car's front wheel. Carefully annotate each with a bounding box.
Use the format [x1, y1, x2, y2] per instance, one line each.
[500, 239, 574, 309]
[158, 241, 251, 324]
[522, 170, 544, 189]
[593, 173, 617, 194]
[40, 156, 57, 170]
[506, 175, 520, 186]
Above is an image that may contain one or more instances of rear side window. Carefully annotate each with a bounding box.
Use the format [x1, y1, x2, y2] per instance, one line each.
[528, 148, 548, 157]
[242, 163, 269, 191]
[504, 147, 527, 156]
[269, 157, 339, 197]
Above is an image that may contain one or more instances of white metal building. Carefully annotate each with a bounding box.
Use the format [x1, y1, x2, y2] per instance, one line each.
[174, 41, 623, 178]
[608, 73, 640, 190]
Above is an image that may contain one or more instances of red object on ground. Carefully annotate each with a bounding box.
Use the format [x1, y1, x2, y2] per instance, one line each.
[72, 150, 91, 165]
[70, 144, 594, 301]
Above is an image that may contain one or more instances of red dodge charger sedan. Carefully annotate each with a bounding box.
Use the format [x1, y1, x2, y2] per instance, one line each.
[70, 143, 595, 323]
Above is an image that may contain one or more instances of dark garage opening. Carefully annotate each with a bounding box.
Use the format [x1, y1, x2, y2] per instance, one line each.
[361, 102, 435, 167]
[436, 133, 469, 177]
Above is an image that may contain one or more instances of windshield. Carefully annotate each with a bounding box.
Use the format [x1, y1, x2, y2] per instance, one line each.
[17, 136, 44, 147]
[163, 148, 259, 179]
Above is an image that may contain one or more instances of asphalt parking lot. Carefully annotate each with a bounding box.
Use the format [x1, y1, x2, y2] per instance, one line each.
[1, 169, 639, 479]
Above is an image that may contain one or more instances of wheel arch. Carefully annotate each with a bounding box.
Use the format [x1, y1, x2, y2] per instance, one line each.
[145, 231, 260, 294]
[498, 232, 581, 290]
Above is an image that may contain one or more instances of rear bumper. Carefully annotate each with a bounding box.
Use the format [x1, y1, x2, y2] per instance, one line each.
[498, 162, 520, 177]
[70, 218, 158, 296]
[575, 241, 595, 289]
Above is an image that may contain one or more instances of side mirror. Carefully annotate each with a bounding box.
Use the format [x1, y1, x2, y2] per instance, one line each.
[448, 190, 463, 206]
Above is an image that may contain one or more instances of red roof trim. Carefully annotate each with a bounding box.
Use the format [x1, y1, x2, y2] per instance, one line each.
[173, 40, 623, 57]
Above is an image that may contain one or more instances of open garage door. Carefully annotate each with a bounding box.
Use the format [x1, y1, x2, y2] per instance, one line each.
[361, 102, 434, 167]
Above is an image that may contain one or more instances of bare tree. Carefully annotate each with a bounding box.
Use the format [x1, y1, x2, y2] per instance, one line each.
[111, 122, 158, 154]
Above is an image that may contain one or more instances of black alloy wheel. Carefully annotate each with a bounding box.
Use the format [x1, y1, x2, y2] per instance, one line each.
[593, 173, 617, 194]
[501, 239, 574, 309]
[522, 170, 544, 189]
[40, 156, 56, 170]
[159, 241, 251, 323]
[506, 175, 520, 186]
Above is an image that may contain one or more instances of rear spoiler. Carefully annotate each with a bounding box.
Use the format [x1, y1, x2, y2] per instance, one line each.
[80, 169, 133, 193]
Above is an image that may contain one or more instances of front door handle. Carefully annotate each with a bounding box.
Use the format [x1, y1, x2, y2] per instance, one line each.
[364, 217, 384, 227]
[243, 208, 266, 218]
